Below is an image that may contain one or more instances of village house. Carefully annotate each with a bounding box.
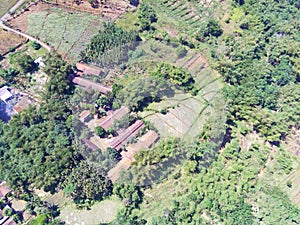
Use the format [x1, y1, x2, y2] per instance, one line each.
[0, 87, 12, 102]
[96, 106, 129, 131]
[79, 110, 92, 123]
[109, 120, 145, 151]
[76, 63, 102, 76]
[108, 130, 159, 183]
[72, 77, 112, 94]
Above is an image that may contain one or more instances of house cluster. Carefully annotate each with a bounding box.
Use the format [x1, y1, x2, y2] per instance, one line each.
[74, 64, 159, 183]
[0, 86, 32, 122]
[0, 182, 16, 225]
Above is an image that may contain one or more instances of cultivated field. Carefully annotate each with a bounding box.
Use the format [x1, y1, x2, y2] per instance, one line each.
[131, 41, 224, 140]
[0, 29, 26, 55]
[8, 2, 104, 61]
[283, 167, 300, 207]
[0, 0, 19, 17]
[150, 0, 226, 36]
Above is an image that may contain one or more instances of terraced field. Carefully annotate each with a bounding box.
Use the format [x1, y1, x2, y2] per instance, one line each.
[151, 0, 226, 36]
[132, 40, 225, 141]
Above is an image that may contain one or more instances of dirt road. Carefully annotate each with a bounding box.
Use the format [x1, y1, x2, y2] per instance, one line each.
[0, 0, 51, 52]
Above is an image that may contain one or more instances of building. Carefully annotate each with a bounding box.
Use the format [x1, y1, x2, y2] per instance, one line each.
[82, 138, 99, 151]
[13, 96, 31, 113]
[76, 63, 102, 76]
[78, 110, 92, 123]
[122, 130, 159, 161]
[34, 57, 45, 67]
[108, 130, 159, 183]
[0, 87, 12, 102]
[72, 77, 112, 94]
[0, 182, 12, 199]
[109, 120, 145, 151]
[96, 106, 129, 131]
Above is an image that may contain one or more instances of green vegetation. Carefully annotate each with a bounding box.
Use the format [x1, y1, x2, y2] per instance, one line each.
[81, 22, 139, 66]
[1, 0, 299, 224]
[26, 8, 100, 61]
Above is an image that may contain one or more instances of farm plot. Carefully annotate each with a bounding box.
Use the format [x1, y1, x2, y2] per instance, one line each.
[139, 91, 211, 140]
[0, 29, 25, 55]
[9, 2, 105, 62]
[27, 7, 97, 61]
[282, 165, 300, 207]
[0, 0, 19, 17]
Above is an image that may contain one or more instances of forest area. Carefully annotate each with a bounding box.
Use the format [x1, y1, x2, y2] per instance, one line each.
[0, 0, 299, 224]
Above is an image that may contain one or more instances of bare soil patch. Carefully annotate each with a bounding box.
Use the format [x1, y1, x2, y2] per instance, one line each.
[0, 29, 26, 55]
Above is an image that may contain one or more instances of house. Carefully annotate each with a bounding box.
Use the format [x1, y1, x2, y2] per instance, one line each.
[96, 106, 129, 130]
[108, 130, 159, 183]
[72, 77, 112, 94]
[79, 110, 92, 123]
[34, 57, 45, 67]
[13, 96, 31, 113]
[109, 120, 145, 151]
[0, 182, 12, 199]
[82, 138, 99, 151]
[122, 130, 159, 161]
[0, 87, 12, 102]
[76, 63, 102, 76]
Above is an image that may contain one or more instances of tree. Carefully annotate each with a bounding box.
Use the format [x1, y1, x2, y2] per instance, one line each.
[15, 54, 35, 73]
[3, 207, 13, 217]
[95, 126, 106, 138]
[137, 3, 157, 31]
[63, 162, 113, 202]
[31, 41, 41, 50]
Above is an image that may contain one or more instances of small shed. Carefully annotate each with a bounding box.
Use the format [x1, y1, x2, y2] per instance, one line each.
[0, 86, 12, 102]
[0, 182, 12, 199]
[79, 110, 92, 123]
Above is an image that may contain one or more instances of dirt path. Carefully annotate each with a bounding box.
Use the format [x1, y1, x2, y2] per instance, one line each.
[0, 0, 52, 52]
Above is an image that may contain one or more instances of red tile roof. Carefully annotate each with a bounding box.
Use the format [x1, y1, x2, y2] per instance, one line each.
[76, 63, 102, 76]
[0, 182, 11, 199]
[72, 77, 112, 94]
[109, 120, 145, 151]
[97, 106, 129, 130]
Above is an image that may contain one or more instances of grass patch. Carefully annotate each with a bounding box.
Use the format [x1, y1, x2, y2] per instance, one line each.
[116, 11, 140, 31]
[59, 199, 122, 224]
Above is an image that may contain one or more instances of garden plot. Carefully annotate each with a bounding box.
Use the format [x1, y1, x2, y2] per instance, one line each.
[26, 7, 96, 61]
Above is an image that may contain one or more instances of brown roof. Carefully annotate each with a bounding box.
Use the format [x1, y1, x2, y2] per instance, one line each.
[109, 120, 145, 151]
[3, 218, 17, 225]
[122, 130, 159, 161]
[78, 110, 91, 120]
[0, 182, 11, 199]
[82, 138, 99, 151]
[13, 96, 31, 113]
[76, 63, 102, 76]
[72, 77, 112, 94]
[97, 106, 129, 130]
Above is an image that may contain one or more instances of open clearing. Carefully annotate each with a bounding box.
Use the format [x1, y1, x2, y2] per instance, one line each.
[9, 2, 104, 61]
[37, 190, 122, 224]
[60, 199, 122, 225]
[0, 0, 19, 17]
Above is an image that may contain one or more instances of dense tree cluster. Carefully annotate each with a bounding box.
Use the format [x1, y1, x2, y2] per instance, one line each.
[81, 23, 139, 64]
[215, 0, 299, 142]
